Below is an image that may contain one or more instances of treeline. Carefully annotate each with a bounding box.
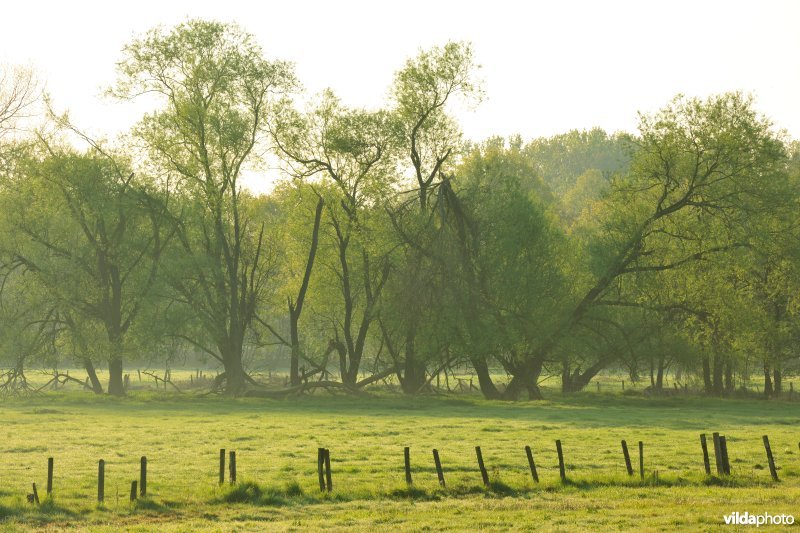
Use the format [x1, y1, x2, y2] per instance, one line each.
[0, 20, 798, 399]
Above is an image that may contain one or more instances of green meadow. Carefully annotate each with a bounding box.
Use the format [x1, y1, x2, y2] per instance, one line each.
[1, 389, 798, 531]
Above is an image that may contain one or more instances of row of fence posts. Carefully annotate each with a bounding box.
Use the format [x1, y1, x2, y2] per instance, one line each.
[26, 435, 794, 504]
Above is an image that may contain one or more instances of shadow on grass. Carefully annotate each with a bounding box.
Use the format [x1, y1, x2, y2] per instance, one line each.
[0, 497, 78, 524]
[219, 480, 308, 507]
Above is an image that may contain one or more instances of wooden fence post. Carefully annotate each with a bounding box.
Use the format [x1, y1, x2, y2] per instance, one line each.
[621, 440, 633, 476]
[219, 449, 225, 485]
[32, 483, 40, 504]
[638, 441, 644, 480]
[130, 480, 138, 501]
[404, 447, 412, 485]
[524, 446, 539, 483]
[140, 456, 147, 497]
[712, 432, 723, 474]
[432, 449, 445, 487]
[719, 436, 731, 475]
[556, 440, 566, 482]
[763, 435, 779, 482]
[98, 459, 105, 503]
[229, 451, 237, 484]
[317, 448, 326, 491]
[700, 434, 711, 475]
[47, 457, 53, 496]
[475, 446, 490, 487]
[324, 448, 332, 492]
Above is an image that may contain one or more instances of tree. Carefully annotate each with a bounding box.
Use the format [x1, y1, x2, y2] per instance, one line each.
[385, 41, 482, 394]
[114, 20, 296, 395]
[0, 138, 167, 395]
[271, 91, 398, 388]
[503, 93, 788, 398]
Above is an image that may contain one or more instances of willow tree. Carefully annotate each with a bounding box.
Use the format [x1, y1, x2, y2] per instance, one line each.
[504, 93, 789, 399]
[0, 140, 166, 395]
[271, 91, 398, 388]
[114, 20, 296, 395]
[384, 41, 483, 394]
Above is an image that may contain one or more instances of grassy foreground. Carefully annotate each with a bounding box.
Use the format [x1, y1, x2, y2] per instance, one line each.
[0, 390, 799, 531]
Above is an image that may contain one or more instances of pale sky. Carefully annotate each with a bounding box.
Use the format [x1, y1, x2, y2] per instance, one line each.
[2, 0, 799, 189]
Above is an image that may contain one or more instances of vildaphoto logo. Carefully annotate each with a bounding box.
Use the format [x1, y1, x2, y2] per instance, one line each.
[723, 512, 795, 527]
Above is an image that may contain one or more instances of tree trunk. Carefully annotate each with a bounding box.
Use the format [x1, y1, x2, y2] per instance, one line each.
[107, 356, 124, 396]
[224, 352, 245, 396]
[655, 357, 664, 390]
[773, 366, 782, 395]
[83, 359, 104, 394]
[702, 355, 712, 393]
[470, 356, 501, 399]
[712, 351, 724, 396]
[399, 332, 427, 394]
[503, 357, 544, 400]
[724, 362, 734, 394]
[289, 325, 300, 387]
[763, 363, 773, 398]
[289, 197, 324, 388]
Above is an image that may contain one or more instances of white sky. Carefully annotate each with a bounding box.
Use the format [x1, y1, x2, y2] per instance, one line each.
[2, 0, 799, 189]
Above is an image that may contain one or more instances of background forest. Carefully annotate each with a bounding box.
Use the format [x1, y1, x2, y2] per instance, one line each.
[1, 20, 798, 401]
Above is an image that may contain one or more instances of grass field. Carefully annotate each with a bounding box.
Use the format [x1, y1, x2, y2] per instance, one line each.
[1, 386, 799, 531]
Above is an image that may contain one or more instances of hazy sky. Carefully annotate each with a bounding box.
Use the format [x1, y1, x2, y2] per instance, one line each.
[2, 0, 799, 146]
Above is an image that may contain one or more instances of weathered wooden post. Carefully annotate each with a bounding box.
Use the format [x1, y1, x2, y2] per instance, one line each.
[762, 435, 779, 482]
[98, 459, 105, 503]
[556, 440, 566, 482]
[432, 449, 445, 487]
[229, 451, 237, 484]
[524, 446, 539, 483]
[712, 432, 723, 474]
[638, 441, 644, 480]
[31, 483, 40, 504]
[404, 447, 412, 485]
[219, 449, 226, 485]
[140, 456, 147, 497]
[317, 448, 326, 491]
[621, 440, 633, 476]
[719, 436, 731, 475]
[130, 480, 138, 501]
[324, 448, 332, 492]
[475, 446, 490, 487]
[47, 457, 54, 496]
[700, 434, 711, 475]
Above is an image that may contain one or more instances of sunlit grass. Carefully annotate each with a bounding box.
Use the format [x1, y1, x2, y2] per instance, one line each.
[0, 389, 798, 530]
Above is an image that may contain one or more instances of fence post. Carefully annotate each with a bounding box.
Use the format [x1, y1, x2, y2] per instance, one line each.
[47, 457, 54, 496]
[638, 441, 644, 480]
[130, 480, 137, 501]
[719, 436, 731, 475]
[317, 448, 326, 491]
[404, 447, 412, 485]
[324, 448, 332, 492]
[763, 435, 779, 482]
[219, 449, 225, 485]
[475, 446, 490, 487]
[140, 456, 147, 497]
[621, 440, 633, 476]
[556, 440, 566, 482]
[98, 459, 105, 503]
[712, 432, 723, 474]
[700, 434, 711, 475]
[432, 449, 445, 487]
[524, 446, 539, 483]
[229, 451, 237, 484]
